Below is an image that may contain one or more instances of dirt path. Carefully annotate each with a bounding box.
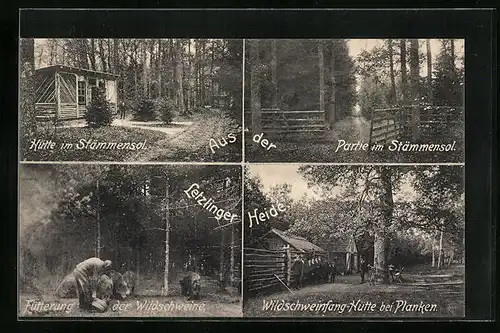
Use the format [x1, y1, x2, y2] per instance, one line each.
[328, 115, 371, 142]
[112, 119, 194, 135]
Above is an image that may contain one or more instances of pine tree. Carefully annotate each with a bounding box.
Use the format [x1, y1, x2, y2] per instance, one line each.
[85, 88, 114, 128]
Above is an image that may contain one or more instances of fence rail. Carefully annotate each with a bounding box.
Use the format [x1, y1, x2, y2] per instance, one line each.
[369, 105, 464, 145]
[245, 108, 326, 137]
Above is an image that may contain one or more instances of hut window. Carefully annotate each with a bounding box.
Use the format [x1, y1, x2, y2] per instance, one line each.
[88, 78, 97, 87]
[77, 81, 86, 104]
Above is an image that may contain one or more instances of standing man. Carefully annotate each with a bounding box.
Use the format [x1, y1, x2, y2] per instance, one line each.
[119, 100, 126, 119]
[359, 257, 369, 283]
[72, 257, 112, 310]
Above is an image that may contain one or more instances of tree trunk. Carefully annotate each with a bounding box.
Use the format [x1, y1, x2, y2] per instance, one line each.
[373, 167, 393, 284]
[20, 38, 37, 144]
[409, 39, 421, 141]
[249, 40, 262, 134]
[426, 39, 433, 104]
[210, 40, 215, 103]
[98, 39, 107, 72]
[163, 178, 170, 295]
[388, 39, 396, 105]
[270, 39, 278, 108]
[431, 233, 436, 267]
[175, 40, 186, 114]
[219, 229, 226, 289]
[328, 40, 336, 129]
[186, 39, 192, 108]
[192, 40, 198, 108]
[229, 221, 235, 289]
[113, 39, 119, 74]
[437, 230, 444, 269]
[318, 40, 325, 113]
[450, 39, 455, 70]
[400, 39, 408, 105]
[201, 41, 206, 105]
[149, 40, 155, 98]
[89, 39, 97, 71]
[142, 41, 148, 98]
[157, 39, 162, 98]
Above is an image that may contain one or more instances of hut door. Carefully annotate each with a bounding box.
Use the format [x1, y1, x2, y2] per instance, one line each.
[78, 81, 86, 105]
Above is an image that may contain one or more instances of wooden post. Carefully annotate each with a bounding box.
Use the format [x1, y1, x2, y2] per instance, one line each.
[163, 177, 170, 295]
[286, 245, 291, 286]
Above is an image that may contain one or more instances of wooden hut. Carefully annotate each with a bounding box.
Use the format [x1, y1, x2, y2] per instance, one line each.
[321, 235, 359, 274]
[258, 228, 326, 256]
[34, 65, 119, 120]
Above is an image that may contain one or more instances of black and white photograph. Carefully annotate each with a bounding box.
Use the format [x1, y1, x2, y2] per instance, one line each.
[244, 39, 464, 163]
[19, 164, 242, 317]
[243, 164, 465, 317]
[20, 38, 243, 162]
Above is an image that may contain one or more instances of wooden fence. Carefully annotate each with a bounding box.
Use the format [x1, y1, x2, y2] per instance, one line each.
[419, 106, 464, 140]
[369, 107, 407, 146]
[369, 105, 464, 145]
[245, 108, 326, 139]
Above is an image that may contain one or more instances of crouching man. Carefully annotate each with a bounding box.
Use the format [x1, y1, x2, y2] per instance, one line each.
[72, 257, 112, 310]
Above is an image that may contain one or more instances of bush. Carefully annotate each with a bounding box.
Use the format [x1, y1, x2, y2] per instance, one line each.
[132, 99, 157, 121]
[154, 97, 176, 124]
[85, 88, 113, 128]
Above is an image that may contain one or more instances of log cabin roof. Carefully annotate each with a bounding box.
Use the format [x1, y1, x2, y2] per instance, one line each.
[261, 228, 326, 254]
[35, 65, 119, 80]
[318, 236, 359, 253]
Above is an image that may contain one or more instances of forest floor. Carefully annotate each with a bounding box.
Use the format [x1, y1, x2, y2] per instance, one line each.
[21, 110, 241, 162]
[245, 115, 464, 163]
[19, 276, 241, 318]
[243, 264, 465, 318]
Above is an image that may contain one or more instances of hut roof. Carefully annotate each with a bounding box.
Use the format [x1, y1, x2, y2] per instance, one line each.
[261, 228, 326, 254]
[321, 236, 359, 253]
[35, 65, 119, 80]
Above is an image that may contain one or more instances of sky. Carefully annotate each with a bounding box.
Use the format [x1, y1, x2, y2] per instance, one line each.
[247, 164, 415, 203]
[347, 38, 465, 76]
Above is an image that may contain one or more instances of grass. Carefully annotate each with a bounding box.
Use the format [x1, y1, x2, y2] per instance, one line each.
[245, 135, 464, 163]
[19, 276, 241, 318]
[244, 116, 464, 163]
[21, 110, 242, 162]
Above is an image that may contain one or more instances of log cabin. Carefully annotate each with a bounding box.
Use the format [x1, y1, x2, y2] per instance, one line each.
[34, 65, 119, 121]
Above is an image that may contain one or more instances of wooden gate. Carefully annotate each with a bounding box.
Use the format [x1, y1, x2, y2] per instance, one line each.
[369, 105, 464, 145]
[245, 108, 327, 139]
[368, 107, 407, 146]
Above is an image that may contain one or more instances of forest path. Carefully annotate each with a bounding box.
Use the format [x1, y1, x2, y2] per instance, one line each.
[328, 115, 371, 142]
[112, 119, 193, 135]
[133, 109, 241, 162]
[244, 265, 465, 317]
